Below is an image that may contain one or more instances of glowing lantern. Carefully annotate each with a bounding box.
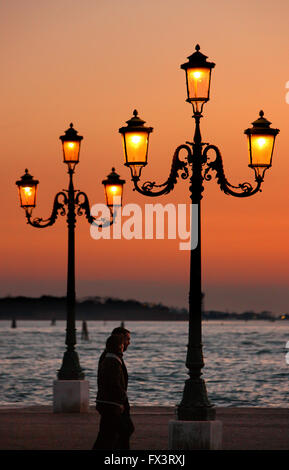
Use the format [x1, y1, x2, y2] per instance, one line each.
[59, 123, 83, 169]
[102, 168, 125, 208]
[180, 44, 215, 112]
[16, 169, 39, 210]
[119, 110, 153, 178]
[244, 111, 279, 178]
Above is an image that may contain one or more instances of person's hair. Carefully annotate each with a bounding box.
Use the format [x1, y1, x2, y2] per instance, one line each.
[111, 327, 130, 337]
[106, 334, 124, 354]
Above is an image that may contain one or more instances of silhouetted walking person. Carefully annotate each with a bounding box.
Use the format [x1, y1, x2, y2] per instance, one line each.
[92, 333, 134, 450]
[96, 327, 133, 449]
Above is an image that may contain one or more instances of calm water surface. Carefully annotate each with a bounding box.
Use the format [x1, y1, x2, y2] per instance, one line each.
[0, 320, 289, 407]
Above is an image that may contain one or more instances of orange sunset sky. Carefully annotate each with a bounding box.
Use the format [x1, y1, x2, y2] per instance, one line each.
[1, 0, 289, 314]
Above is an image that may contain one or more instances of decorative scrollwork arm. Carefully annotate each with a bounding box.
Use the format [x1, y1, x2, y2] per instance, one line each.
[75, 191, 116, 227]
[203, 145, 263, 198]
[26, 192, 68, 228]
[132, 144, 191, 197]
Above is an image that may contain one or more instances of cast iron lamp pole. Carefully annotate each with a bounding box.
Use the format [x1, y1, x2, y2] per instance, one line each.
[119, 45, 279, 420]
[16, 124, 125, 380]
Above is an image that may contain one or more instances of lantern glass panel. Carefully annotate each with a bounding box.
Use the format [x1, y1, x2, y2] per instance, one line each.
[249, 134, 275, 167]
[62, 141, 81, 163]
[186, 67, 211, 102]
[19, 184, 37, 207]
[105, 183, 123, 207]
[122, 131, 149, 165]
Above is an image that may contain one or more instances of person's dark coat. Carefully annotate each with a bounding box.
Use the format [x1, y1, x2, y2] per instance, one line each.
[96, 353, 127, 410]
[97, 350, 129, 410]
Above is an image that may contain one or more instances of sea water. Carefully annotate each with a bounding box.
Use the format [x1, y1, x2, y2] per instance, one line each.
[0, 320, 289, 407]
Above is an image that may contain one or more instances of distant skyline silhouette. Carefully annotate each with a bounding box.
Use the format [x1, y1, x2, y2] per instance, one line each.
[0, 278, 287, 315]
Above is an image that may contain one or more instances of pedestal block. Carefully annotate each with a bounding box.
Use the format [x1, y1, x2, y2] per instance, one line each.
[168, 420, 222, 450]
[53, 380, 89, 413]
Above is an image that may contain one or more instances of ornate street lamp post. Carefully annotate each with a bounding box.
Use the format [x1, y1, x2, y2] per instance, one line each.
[16, 124, 125, 382]
[119, 46, 279, 423]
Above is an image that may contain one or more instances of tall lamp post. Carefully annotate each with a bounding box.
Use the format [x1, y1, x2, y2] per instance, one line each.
[16, 123, 125, 411]
[119, 46, 279, 445]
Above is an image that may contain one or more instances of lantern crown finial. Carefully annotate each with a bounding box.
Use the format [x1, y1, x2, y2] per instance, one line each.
[119, 110, 153, 132]
[60, 123, 83, 142]
[127, 109, 144, 127]
[102, 167, 125, 189]
[251, 110, 273, 129]
[16, 168, 38, 185]
[244, 111, 279, 135]
[181, 44, 215, 69]
[188, 47, 207, 64]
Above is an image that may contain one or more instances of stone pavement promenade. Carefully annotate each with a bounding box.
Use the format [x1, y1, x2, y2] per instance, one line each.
[0, 406, 289, 450]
